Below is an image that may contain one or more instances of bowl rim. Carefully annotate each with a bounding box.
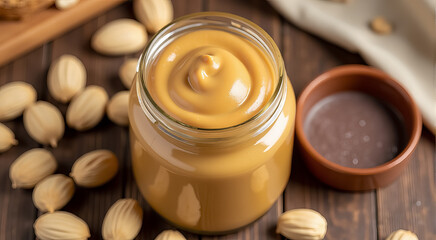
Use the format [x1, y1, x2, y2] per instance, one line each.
[295, 64, 422, 176]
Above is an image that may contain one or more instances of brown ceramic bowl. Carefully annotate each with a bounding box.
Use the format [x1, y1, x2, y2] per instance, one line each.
[296, 65, 422, 191]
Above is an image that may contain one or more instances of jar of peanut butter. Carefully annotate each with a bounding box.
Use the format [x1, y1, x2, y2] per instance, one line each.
[128, 12, 296, 233]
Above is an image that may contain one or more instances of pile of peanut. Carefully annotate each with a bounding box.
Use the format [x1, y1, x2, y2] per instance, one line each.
[1, 0, 185, 239]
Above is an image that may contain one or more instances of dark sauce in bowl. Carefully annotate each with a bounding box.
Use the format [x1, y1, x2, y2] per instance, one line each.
[304, 91, 406, 168]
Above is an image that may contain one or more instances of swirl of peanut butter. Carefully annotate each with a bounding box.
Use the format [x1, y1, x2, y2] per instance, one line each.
[147, 30, 276, 129]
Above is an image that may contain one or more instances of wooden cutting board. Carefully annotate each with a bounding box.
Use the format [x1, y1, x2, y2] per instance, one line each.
[0, 0, 127, 66]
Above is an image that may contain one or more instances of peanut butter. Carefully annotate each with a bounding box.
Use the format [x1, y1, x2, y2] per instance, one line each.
[128, 12, 296, 233]
[147, 30, 276, 129]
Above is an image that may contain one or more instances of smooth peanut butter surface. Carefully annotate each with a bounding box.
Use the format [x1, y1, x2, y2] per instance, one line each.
[147, 30, 277, 128]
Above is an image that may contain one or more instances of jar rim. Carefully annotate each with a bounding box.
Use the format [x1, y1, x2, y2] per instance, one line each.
[137, 12, 285, 140]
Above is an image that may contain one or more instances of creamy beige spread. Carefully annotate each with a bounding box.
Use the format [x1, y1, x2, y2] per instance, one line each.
[129, 23, 296, 233]
[147, 29, 276, 128]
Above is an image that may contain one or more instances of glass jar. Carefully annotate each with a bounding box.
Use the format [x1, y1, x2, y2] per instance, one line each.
[128, 12, 296, 234]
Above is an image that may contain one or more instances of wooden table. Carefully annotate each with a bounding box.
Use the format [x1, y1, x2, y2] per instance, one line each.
[0, 1, 434, 239]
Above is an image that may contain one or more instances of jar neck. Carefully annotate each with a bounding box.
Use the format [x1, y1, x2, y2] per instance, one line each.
[136, 12, 285, 144]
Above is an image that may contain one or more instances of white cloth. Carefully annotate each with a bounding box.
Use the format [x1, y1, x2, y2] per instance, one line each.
[269, 0, 435, 134]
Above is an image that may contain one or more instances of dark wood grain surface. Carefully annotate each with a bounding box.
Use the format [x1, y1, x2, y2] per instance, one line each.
[0, 1, 435, 239]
